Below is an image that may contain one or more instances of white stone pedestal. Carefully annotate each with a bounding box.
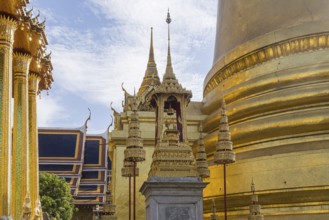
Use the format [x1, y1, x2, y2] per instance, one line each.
[140, 177, 208, 220]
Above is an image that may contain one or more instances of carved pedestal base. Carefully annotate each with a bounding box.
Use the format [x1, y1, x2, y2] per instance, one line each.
[140, 177, 208, 220]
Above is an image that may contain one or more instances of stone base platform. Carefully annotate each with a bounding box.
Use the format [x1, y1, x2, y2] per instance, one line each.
[140, 177, 208, 220]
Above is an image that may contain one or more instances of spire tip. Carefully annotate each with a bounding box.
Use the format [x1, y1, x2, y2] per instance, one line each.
[166, 9, 172, 24]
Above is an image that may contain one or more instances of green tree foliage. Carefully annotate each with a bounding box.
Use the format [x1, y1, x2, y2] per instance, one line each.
[39, 172, 76, 219]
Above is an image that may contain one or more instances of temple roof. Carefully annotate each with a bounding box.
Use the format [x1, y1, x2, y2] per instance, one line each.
[38, 128, 86, 194]
[38, 119, 111, 205]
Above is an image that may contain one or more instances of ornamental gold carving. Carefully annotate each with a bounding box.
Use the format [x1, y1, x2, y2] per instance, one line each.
[13, 53, 32, 76]
[28, 73, 40, 96]
[0, 16, 17, 45]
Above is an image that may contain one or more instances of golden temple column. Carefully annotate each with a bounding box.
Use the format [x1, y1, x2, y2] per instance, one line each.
[28, 72, 40, 217]
[0, 16, 16, 217]
[11, 52, 31, 219]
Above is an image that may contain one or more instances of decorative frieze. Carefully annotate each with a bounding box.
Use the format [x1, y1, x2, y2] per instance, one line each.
[204, 33, 329, 95]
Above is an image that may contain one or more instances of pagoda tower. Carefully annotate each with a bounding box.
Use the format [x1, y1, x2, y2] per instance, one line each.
[147, 10, 197, 177]
[140, 10, 207, 220]
[137, 27, 160, 97]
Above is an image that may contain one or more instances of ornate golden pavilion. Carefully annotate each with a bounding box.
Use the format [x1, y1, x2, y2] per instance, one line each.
[109, 1, 329, 219]
[0, 0, 53, 219]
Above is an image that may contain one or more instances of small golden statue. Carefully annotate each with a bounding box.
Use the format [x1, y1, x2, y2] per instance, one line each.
[34, 198, 42, 220]
[22, 193, 32, 220]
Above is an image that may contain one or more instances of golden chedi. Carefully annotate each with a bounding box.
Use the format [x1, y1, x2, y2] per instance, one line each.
[202, 0, 329, 219]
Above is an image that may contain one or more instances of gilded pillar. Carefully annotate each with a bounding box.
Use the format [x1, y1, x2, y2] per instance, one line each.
[0, 16, 16, 217]
[28, 72, 40, 217]
[11, 52, 31, 219]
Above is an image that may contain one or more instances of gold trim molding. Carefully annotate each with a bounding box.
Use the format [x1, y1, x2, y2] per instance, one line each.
[204, 32, 329, 96]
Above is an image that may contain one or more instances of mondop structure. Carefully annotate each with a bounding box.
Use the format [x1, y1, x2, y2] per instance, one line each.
[109, 0, 329, 219]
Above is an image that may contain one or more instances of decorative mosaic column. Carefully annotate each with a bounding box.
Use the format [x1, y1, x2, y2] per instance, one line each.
[0, 16, 16, 217]
[28, 72, 41, 217]
[11, 52, 31, 220]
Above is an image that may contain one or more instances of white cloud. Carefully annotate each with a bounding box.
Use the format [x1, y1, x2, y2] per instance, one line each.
[37, 96, 67, 127]
[41, 0, 217, 117]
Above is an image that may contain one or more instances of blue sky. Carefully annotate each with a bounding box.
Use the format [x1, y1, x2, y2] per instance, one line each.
[30, 0, 217, 133]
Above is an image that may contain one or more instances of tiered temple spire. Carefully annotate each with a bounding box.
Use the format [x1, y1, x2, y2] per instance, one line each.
[214, 98, 236, 164]
[248, 180, 264, 220]
[163, 9, 175, 81]
[153, 10, 191, 98]
[196, 124, 210, 178]
[137, 27, 160, 96]
[148, 10, 196, 177]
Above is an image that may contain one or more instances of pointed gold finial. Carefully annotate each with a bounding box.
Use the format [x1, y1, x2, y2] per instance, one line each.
[164, 9, 175, 81]
[251, 177, 256, 194]
[148, 27, 155, 64]
[83, 108, 91, 130]
[248, 179, 265, 220]
[166, 9, 172, 24]
[166, 8, 172, 43]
